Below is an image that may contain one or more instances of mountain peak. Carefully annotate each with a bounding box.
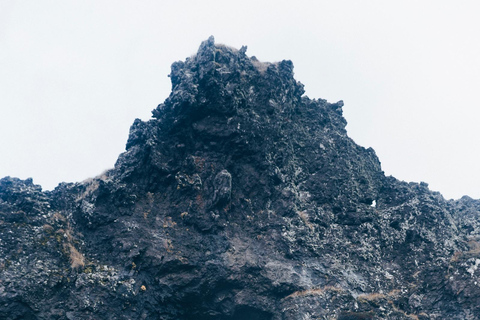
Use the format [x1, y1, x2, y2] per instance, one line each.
[152, 36, 304, 122]
[1, 39, 480, 319]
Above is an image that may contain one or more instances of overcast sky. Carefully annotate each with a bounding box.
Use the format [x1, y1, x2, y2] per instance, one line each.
[1, 1, 480, 199]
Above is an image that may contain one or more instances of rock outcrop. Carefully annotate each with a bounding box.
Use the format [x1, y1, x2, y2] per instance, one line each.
[2, 36, 480, 319]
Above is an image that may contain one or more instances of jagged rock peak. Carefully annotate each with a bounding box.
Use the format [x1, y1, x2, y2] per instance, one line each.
[151, 35, 305, 122]
[3, 38, 480, 320]
[119, 37, 356, 197]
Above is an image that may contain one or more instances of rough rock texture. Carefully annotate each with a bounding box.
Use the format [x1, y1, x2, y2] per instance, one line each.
[2, 37, 480, 319]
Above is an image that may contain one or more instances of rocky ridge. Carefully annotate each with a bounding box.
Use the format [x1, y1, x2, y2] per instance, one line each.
[2, 36, 480, 319]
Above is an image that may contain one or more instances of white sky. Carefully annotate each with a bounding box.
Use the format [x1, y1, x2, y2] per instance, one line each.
[1, 1, 480, 199]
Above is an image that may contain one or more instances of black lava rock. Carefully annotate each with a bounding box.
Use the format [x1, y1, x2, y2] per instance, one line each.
[2, 37, 480, 319]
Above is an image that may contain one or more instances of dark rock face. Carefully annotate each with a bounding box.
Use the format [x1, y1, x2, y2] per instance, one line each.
[2, 36, 480, 319]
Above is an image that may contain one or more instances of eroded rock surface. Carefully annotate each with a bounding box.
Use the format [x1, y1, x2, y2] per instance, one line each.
[2, 37, 480, 319]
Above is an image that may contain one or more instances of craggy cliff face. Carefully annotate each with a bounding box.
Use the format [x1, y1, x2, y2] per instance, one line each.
[2, 37, 480, 319]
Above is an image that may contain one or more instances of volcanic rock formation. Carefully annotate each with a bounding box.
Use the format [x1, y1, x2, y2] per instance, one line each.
[2, 36, 480, 319]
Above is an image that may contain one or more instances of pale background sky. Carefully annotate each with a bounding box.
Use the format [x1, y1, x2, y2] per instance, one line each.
[1, 1, 480, 199]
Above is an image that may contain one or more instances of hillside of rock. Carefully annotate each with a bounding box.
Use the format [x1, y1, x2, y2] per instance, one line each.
[2, 37, 480, 319]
